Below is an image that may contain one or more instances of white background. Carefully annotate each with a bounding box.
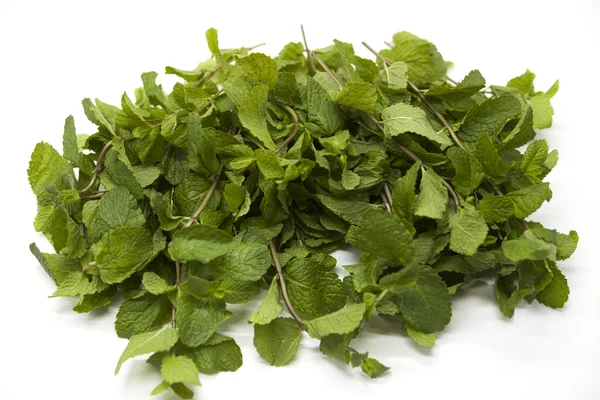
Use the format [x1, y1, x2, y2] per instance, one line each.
[1, 0, 598, 399]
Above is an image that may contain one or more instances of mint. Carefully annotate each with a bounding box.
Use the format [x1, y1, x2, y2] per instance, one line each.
[28, 27, 576, 399]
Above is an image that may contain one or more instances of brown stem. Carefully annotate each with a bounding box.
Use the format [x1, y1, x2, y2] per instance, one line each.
[82, 261, 96, 275]
[174, 260, 182, 288]
[273, 101, 300, 153]
[311, 51, 343, 90]
[301, 25, 316, 73]
[247, 43, 266, 52]
[80, 192, 105, 200]
[383, 183, 393, 208]
[79, 141, 113, 193]
[362, 42, 466, 151]
[269, 240, 306, 330]
[185, 165, 224, 227]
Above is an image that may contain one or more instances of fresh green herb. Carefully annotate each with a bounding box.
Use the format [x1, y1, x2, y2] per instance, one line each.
[28, 26, 576, 398]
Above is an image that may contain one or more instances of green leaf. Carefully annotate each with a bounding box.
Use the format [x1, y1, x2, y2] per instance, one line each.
[537, 263, 569, 308]
[218, 242, 272, 282]
[379, 265, 451, 333]
[236, 53, 278, 89]
[507, 69, 535, 95]
[238, 84, 277, 150]
[82, 98, 116, 136]
[285, 254, 345, 318]
[92, 227, 164, 284]
[161, 355, 200, 386]
[253, 317, 302, 366]
[97, 187, 146, 231]
[142, 272, 174, 295]
[360, 357, 390, 378]
[177, 295, 231, 347]
[414, 167, 448, 220]
[115, 326, 178, 374]
[51, 272, 90, 297]
[382, 103, 452, 149]
[305, 303, 366, 339]
[427, 70, 486, 96]
[478, 196, 514, 223]
[330, 82, 378, 114]
[28, 142, 71, 202]
[449, 204, 488, 256]
[502, 234, 556, 262]
[446, 147, 484, 195]
[380, 61, 408, 90]
[501, 107, 534, 149]
[249, 278, 283, 325]
[317, 194, 379, 225]
[506, 183, 551, 218]
[556, 230, 578, 260]
[306, 76, 345, 136]
[347, 209, 415, 266]
[390, 33, 446, 85]
[459, 96, 521, 142]
[255, 149, 284, 179]
[473, 132, 507, 181]
[405, 323, 436, 347]
[168, 225, 234, 263]
[185, 334, 243, 374]
[391, 161, 419, 221]
[520, 139, 549, 181]
[115, 293, 172, 338]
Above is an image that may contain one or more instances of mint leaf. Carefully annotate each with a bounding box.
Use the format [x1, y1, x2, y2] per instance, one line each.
[449, 204, 488, 256]
[254, 317, 302, 366]
[248, 278, 283, 325]
[380, 265, 451, 333]
[537, 263, 569, 308]
[238, 84, 277, 150]
[306, 76, 345, 136]
[405, 323, 436, 347]
[305, 303, 366, 339]
[160, 355, 200, 386]
[115, 293, 171, 338]
[459, 96, 521, 142]
[115, 326, 178, 374]
[347, 209, 415, 266]
[185, 334, 243, 373]
[331, 82, 378, 114]
[414, 168, 448, 220]
[382, 103, 452, 149]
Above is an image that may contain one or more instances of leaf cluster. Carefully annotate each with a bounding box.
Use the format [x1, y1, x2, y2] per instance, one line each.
[28, 28, 576, 398]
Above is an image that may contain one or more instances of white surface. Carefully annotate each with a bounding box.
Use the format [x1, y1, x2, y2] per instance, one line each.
[0, 0, 598, 399]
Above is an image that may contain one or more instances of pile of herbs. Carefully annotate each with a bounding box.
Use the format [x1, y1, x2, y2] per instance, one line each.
[28, 27, 577, 399]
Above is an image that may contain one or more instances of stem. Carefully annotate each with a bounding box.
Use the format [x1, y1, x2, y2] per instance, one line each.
[174, 260, 182, 288]
[301, 25, 316, 73]
[185, 165, 224, 227]
[384, 41, 394, 49]
[269, 240, 306, 330]
[311, 51, 343, 90]
[383, 183, 393, 208]
[80, 192, 105, 200]
[380, 192, 392, 213]
[375, 289, 389, 306]
[272, 101, 300, 153]
[247, 42, 266, 52]
[198, 67, 220, 86]
[82, 261, 96, 275]
[197, 90, 224, 116]
[345, 345, 359, 354]
[446, 76, 458, 85]
[79, 141, 113, 193]
[362, 42, 466, 151]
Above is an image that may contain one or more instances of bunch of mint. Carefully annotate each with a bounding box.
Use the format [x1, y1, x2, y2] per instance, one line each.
[28, 27, 577, 399]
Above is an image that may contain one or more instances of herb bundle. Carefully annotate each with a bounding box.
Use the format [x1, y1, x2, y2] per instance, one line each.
[28, 27, 577, 399]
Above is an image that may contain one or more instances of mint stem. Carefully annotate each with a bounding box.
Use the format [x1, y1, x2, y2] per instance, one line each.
[301, 25, 316, 73]
[268, 240, 306, 330]
[79, 141, 113, 193]
[311, 51, 343, 90]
